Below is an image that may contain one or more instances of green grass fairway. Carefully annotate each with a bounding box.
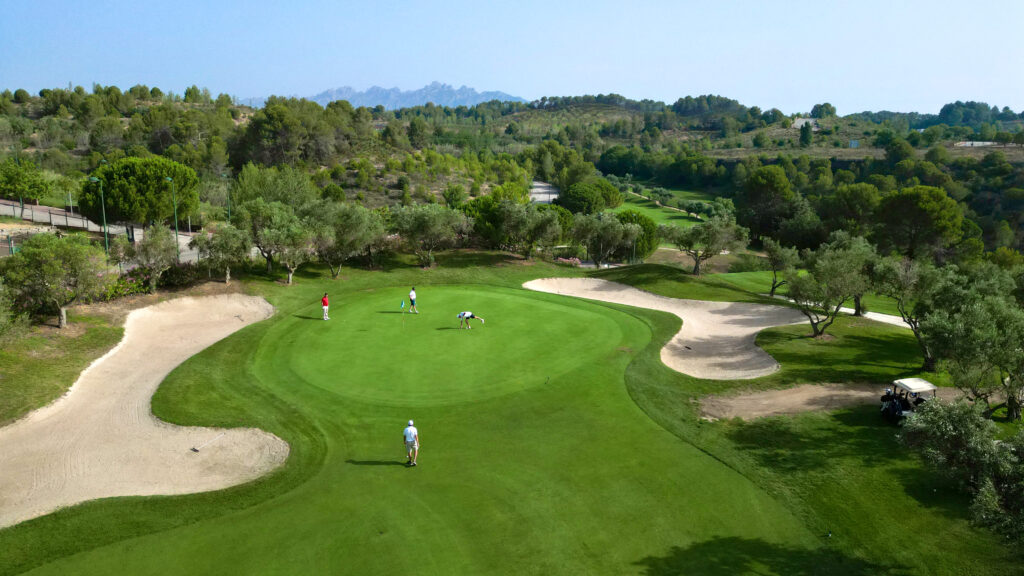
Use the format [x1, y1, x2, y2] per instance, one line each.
[609, 194, 702, 228]
[1, 258, 1019, 575]
[712, 271, 904, 317]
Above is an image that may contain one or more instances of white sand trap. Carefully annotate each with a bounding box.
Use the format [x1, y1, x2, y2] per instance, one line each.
[523, 278, 805, 380]
[0, 294, 289, 529]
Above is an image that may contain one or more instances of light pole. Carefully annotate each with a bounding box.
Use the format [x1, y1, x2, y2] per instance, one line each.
[88, 176, 109, 255]
[165, 176, 180, 262]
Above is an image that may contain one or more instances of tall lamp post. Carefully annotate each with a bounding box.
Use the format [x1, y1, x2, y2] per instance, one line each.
[165, 176, 180, 262]
[88, 176, 109, 255]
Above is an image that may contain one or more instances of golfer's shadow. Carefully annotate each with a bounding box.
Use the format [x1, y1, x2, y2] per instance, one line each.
[376, 311, 405, 314]
[292, 314, 322, 321]
[435, 327, 460, 331]
[346, 459, 407, 466]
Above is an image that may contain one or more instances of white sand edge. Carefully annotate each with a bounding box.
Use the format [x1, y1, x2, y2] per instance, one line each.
[523, 278, 805, 380]
[0, 294, 290, 529]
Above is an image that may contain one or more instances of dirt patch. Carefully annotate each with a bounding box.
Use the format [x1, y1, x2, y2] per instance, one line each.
[700, 383, 963, 421]
[0, 294, 289, 529]
[524, 277, 804, 380]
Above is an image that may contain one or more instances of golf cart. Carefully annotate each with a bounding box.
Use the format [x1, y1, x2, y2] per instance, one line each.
[881, 378, 937, 423]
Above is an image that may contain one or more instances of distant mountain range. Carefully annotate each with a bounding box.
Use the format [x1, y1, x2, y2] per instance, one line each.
[244, 82, 526, 109]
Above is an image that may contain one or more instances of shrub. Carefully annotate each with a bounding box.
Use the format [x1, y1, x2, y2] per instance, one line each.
[158, 262, 202, 288]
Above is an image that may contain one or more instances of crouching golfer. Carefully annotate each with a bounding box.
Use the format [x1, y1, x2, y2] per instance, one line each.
[321, 293, 330, 321]
[403, 420, 419, 466]
[457, 311, 485, 329]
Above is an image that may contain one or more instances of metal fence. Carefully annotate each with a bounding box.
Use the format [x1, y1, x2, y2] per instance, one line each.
[0, 201, 131, 235]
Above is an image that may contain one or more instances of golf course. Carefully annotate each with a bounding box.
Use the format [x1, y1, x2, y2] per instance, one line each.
[1, 256, 1019, 575]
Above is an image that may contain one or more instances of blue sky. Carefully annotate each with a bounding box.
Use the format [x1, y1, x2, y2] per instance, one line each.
[1, 0, 1021, 114]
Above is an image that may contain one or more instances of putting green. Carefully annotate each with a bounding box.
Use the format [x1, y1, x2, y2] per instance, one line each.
[281, 286, 622, 406]
[11, 283, 821, 575]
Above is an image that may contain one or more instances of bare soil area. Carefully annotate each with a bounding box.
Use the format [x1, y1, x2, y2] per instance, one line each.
[700, 383, 963, 421]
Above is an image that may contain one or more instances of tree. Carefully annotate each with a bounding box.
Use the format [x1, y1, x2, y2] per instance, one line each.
[762, 238, 798, 297]
[873, 186, 963, 259]
[614, 210, 658, 262]
[900, 400, 1002, 489]
[391, 204, 468, 267]
[442, 183, 467, 209]
[810, 103, 837, 118]
[752, 131, 769, 149]
[572, 213, 628, 268]
[824, 183, 880, 236]
[822, 232, 877, 315]
[0, 158, 51, 203]
[736, 165, 794, 240]
[786, 241, 871, 337]
[232, 163, 319, 214]
[902, 400, 1024, 542]
[312, 203, 386, 277]
[590, 178, 623, 208]
[407, 117, 431, 149]
[555, 181, 606, 214]
[78, 157, 199, 225]
[873, 258, 950, 371]
[233, 198, 303, 273]
[190, 223, 250, 284]
[799, 122, 813, 147]
[660, 215, 748, 276]
[277, 225, 312, 285]
[133, 225, 178, 292]
[4, 234, 108, 328]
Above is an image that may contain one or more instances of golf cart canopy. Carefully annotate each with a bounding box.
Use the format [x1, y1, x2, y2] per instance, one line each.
[893, 378, 937, 394]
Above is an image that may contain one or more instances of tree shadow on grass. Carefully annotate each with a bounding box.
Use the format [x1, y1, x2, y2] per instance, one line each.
[727, 407, 906, 474]
[345, 459, 407, 467]
[635, 537, 907, 576]
[434, 251, 522, 269]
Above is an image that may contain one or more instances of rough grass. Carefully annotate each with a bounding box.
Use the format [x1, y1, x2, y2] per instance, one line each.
[0, 313, 122, 425]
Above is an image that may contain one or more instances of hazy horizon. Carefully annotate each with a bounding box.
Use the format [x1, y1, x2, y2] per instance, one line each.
[2, 0, 1022, 115]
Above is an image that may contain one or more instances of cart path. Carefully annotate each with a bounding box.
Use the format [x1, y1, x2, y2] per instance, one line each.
[524, 278, 805, 380]
[0, 294, 289, 529]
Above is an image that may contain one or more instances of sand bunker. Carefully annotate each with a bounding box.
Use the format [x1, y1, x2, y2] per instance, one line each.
[523, 278, 804, 379]
[700, 384, 962, 420]
[0, 294, 289, 529]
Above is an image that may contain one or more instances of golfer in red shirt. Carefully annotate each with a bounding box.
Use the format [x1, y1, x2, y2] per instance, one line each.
[321, 293, 330, 321]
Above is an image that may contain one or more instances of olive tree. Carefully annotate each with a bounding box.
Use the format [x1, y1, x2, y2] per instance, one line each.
[391, 204, 468, 267]
[233, 198, 302, 273]
[190, 223, 251, 284]
[133, 225, 178, 292]
[786, 241, 871, 337]
[659, 215, 748, 276]
[312, 203, 387, 278]
[762, 238, 798, 297]
[4, 233, 108, 328]
[572, 213, 628, 268]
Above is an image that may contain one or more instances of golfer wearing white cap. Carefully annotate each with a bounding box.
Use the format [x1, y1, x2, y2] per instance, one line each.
[403, 420, 419, 466]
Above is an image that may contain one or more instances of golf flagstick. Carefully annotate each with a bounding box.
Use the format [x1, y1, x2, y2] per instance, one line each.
[401, 300, 405, 328]
[191, 432, 225, 452]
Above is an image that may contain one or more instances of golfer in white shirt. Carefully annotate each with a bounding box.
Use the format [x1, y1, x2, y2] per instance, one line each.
[403, 420, 419, 466]
[457, 311, 485, 329]
[409, 287, 419, 314]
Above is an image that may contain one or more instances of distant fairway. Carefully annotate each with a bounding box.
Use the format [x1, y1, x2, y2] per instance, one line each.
[609, 194, 702, 228]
